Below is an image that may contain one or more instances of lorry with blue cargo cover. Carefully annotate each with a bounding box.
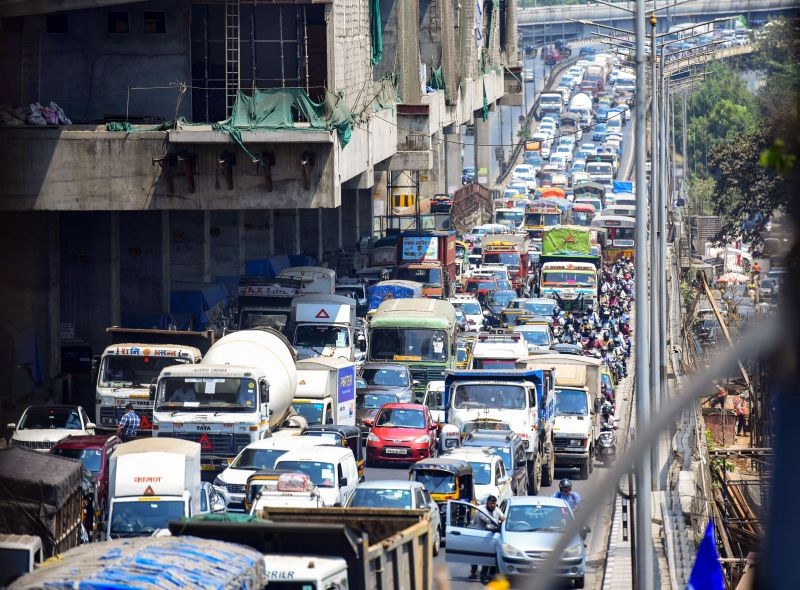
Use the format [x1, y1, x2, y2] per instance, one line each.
[443, 369, 556, 495]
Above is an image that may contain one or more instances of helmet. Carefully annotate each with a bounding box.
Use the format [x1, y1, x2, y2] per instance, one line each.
[601, 401, 613, 415]
[559, 478, 573, 493]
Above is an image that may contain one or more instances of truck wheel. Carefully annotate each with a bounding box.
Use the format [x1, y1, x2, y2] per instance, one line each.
[528, 454, 542, 495]
[579, 460, 590, 480]
[542, 444, 555, 487]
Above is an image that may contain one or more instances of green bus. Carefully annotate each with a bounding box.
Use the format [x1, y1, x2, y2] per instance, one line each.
[368, 298, 458, 399]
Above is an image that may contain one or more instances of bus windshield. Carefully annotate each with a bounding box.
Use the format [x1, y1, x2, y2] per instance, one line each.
[369, 328, 449, 362]
[525, 213, 561, 227]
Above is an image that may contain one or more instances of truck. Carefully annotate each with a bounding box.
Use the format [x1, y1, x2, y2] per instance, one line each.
[538, 92, 564, 118]
[538, 226, 601, 313]
[93, 328, 205, 433]
[0, 447, 83, 558]
[277, 266, 336, 295]
[152, 328, 301, 475]
[584, 63, 606, 91]
[481, 233, 531, 294]
[106, 438, 225, 539]
[292, 356, 357, 426]
[524, 354, 603, 479]
[444, 369, 556, 495]
[569, 92, 593, 127]
[169, 507, 435, 590]
[290, 294, 364, 362]
[368, 298, 458, 399]
[237, 276, 302, 331]
[9, 535, 266, 589]
[394, 230, 457, 299]
[0, 535, 43, 586]
[470, 332, 529, 370]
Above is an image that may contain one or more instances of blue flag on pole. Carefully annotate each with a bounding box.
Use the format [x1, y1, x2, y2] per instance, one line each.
[687, 520, 725, 590]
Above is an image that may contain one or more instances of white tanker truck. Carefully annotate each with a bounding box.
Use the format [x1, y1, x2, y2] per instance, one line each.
[151, 328, 305, 475]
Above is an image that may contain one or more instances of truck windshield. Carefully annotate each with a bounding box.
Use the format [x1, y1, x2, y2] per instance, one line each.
[52, 448, 102, 473]
[293, 325, 350, 349]
[239, 310, 289, 331]
[555, 389, 589, 416]
[494, 211, 523, 224]
[483, 253, 521, 268]
[291, 401, 328, 425]
[394, 267, 442, 286]
[101, 355, 191, 387]
[369, 328, 449, 362]
[155, 377, 257, 411]
[541, 272, 596, 287]
[231, 448, 291, 470]
[273, 461, 336, 487]
[525, 213, 561, 227]
[109, 499, 185, 538]
[453, 384, 526, 410]
[572, 211, 594, 226]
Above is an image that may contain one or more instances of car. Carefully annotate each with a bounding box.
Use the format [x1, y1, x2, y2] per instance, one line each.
[51, 434, 122, 524]
[445, 447, 514, 505]
[580, 142, 597, 155]
[554, 145, 573, 164]
[8, 405, 96, 452]
[356, 388, 402, 441]
[213, 436, 329, 510]
[592, 123, 608, 142]
[366, 403, 438, 464]
[462, 167, 475, 184]
[430, 194, 453, 213]
[464, 275, 500, 304]
[579, 46, 595, 58]
[348, 480, 442, 554]
[547, 154, 568, 172]
[513, 324, 553, 353]
[462, 429, 529, 496]
[759, 278, 778, 301]
[551, 343, 585, 355]
[358, 362, 415, 403]
[449, 296, 484, 331]
[445, 495, 589, 587]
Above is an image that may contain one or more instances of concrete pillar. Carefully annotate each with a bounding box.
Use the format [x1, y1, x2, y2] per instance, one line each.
[420, 131, 445, 198]
[203, 211, 212, 282]
[268, 210, 275, 256]
[109, 212, 120, 326]
[48, 213, 60, 379]
[238, 211, 246, 274]
[444, 125, 462, 194]
[359, 188, 373, 242]
[294, 209, 301, 255]
[161, 211, 170, 313]
[475, 112, 492, 184]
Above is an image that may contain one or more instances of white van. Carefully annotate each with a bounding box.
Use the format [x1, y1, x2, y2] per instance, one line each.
[273, 446, 359, 507]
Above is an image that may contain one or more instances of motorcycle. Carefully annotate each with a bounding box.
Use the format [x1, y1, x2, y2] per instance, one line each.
[596, 421, 618, 467]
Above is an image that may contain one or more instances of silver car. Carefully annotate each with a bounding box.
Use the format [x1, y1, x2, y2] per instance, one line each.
[445, 495, 589, 588]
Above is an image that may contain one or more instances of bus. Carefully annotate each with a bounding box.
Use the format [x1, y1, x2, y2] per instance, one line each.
[571, 202, 597, 227]
[368, 298, 457, 399]
[524, 202, 562, 240]
[591, 215, 635, 262]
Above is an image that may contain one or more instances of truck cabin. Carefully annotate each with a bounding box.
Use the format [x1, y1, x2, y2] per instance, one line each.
[393, 265, 444, 295]
[237, 278, 301, 331]
[155, 371, 263, 413]
[293, 324, 353, 356]
[493, 208, 525, 229]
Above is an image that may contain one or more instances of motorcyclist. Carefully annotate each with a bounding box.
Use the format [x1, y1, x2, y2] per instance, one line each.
[552, 478, 582, 511]
[600, 401, 616, 428]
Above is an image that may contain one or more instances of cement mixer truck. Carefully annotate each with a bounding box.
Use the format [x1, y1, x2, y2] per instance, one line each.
[152, 328, 302, 477]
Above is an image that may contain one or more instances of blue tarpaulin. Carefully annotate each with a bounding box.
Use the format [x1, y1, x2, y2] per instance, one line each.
[243, 255, 315, 278]
[368, 280, 423, 310]
[170, 282, 229, 331]
[612, 180, 633, 194]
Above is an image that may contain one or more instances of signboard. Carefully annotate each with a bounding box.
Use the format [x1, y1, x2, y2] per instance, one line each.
[401, 236, 439, 262]
[392, 194, 416, 208]
[295, 303, 352, 324]
[336, 364, 356, 426]
[238, 284, 298, 297]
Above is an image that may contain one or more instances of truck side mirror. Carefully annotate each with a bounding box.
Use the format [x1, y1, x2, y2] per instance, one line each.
[359, 339, 367, 352]
[149, 383, 156, 400]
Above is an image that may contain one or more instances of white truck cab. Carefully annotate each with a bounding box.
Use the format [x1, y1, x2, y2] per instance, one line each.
[263, 555, 349, 590]
[273, 446, 359, 507]
[470, 333, 529, 370]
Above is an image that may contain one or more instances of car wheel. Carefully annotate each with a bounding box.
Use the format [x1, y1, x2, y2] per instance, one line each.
[433, 525, 441, 556]
[574, 575, 585, 588]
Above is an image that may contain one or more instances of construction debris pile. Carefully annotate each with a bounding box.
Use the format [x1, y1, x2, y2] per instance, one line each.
[0, 102, 72, 127]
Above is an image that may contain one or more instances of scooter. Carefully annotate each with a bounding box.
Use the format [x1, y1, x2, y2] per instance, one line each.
[596, 422, 618, 467]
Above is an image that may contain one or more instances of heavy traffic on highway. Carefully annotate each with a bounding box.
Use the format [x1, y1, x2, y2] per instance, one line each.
[4, 45, 640, 590]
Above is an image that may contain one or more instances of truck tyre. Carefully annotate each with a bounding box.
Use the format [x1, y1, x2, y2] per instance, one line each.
[528, 454, 542, 495]
[579, 459, 590, 480]
[542, 443, 555, 487]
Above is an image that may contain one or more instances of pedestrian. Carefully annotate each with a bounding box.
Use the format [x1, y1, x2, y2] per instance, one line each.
[116, 403, 140, 442]
[708, 382, 727, 410]
[733, 394, 749, 436]
[469, 495, 505, 583]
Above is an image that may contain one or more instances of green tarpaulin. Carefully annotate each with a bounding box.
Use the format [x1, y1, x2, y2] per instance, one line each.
[429, 66, 446, 93]
[370, 0, 383, 65]
[542, 227, 592, 256]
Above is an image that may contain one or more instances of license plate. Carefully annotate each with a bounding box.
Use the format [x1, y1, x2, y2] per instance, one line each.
[385, 447, 409, 455]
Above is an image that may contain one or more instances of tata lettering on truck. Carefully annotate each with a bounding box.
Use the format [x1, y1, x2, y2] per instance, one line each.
[444, 368, 556, 495]
[292, 356, 357, 426]
[393, 231, 457, 299]
[152, 328, 301, 475]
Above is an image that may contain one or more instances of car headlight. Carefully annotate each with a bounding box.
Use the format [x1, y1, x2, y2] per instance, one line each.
[501, 543, 527, 559]
[415, 435, 430, 444]
[213, 476, 225, 487]
[367, 432, 380, 443]
[563, 543, 583, 559]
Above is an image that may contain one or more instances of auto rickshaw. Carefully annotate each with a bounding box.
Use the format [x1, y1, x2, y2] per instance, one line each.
[243, 470, 283, 513]
[301, 424, 365, 482]
[409, 458, 476, 530]
[455, 338, 474, 370]
[499, 307, 527, 329]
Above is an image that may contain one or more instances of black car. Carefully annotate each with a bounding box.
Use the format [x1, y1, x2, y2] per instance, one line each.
[579, 46, 596, 58]
[462, 429, 529, 496]
[462, 167, 475, 184]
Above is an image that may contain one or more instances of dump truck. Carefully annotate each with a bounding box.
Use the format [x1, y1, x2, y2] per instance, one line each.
[169, 507, 435, 590]
[152, 328, 301, 476]
[393, 231, 457, 298]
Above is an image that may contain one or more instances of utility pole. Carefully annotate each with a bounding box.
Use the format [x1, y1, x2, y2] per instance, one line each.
[659, 71, 668, 411]
[634, 0, 654, 584]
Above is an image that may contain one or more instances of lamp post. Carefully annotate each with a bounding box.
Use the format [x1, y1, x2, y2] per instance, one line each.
[649, 13, 661, 437]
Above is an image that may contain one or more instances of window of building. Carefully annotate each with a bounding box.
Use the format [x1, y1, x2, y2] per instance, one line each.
[46, 14, 68, 34]
[143, 12, 166, 34]
[107, 11, 129, 34]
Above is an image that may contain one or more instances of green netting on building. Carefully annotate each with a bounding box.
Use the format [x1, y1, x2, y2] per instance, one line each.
[428, 66, 447, 93]
[370, 0, 383, 65]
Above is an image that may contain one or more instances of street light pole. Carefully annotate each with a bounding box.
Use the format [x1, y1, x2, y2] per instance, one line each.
[634, 0, 654, 585]
[659, 66, 669, 411]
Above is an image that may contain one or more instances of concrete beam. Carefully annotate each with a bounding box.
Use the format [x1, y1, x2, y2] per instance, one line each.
[374, 151, 434, 172]
[168, 128, 334, 145]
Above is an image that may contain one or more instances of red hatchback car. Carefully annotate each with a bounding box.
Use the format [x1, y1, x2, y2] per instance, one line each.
[366, 403, 438, 465]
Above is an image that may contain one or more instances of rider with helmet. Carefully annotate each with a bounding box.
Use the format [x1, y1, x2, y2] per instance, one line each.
[552, 478, 582, 511]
